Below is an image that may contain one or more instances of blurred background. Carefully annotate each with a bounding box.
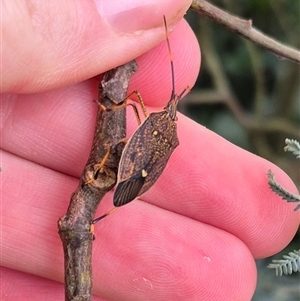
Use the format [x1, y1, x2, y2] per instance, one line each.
[184, 1, 300, 300]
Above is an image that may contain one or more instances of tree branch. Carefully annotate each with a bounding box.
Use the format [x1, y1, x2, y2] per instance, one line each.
[57, 61, 137, 301]
[191, 0, 300, 64]
[181, 90, 300, 138]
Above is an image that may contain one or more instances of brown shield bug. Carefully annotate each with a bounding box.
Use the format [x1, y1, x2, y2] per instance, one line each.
[92, 16, 189, 224]
[113, 16, 189, 207]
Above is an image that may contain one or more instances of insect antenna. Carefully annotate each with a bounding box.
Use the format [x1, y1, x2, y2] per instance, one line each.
[163, 15, 176, 102]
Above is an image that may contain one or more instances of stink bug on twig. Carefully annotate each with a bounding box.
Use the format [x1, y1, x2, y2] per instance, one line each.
[93, 16, 189, 223]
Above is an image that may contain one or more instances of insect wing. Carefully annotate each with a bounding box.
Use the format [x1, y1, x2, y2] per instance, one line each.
[117, 117, 154, 182]
[113, 171, 146, 206]
[115, 112, 179, 206]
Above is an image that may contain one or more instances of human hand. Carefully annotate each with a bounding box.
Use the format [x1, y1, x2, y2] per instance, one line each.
[1, 0, 299, 300]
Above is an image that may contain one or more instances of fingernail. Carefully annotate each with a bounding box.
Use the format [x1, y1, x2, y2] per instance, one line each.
[94, 0, 184, 33]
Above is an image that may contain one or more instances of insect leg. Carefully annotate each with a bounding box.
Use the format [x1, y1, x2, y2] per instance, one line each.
[97, 90, 147, 125]
[84, 147, 111, 185]
[84, 138, 127, 185]
[92, 207, 118, 224]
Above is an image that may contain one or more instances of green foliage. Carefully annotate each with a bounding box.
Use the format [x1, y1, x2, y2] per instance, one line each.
[267, 139, 300, 275]
[268, 169, 300, 211]
[284, 138, 300, 159]
[267, 250, 300, 276]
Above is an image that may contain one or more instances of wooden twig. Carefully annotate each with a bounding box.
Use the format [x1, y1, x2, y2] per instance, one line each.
[191, 0, 300, 64]
[58, 60, 138, 301]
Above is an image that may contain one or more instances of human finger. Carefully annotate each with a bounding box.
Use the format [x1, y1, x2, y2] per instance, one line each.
[2, 0, 192, 93]
[1, 152, 256, 300]
[137, 114, 300, 258]
[0, 18, 200, 174]
[0, 266, 109, 301]
[1, 101, 298, 260]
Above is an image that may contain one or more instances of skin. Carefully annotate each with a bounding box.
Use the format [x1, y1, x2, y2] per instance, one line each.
[1, 0, 299, 300]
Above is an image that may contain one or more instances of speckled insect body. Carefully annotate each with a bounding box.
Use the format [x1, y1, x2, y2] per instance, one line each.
[112, 16, 189, 207]
[113, 99, 180, 206]
[91, 16, 190, 224]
